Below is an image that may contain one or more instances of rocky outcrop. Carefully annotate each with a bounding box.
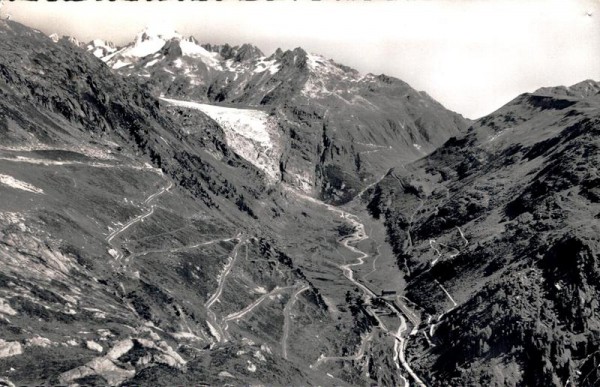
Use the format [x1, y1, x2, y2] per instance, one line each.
[0, 340, 22, 359]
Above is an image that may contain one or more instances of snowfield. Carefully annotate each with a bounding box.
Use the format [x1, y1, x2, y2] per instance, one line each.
[160, 98, 282, 182]
[253, 58, 280, 75]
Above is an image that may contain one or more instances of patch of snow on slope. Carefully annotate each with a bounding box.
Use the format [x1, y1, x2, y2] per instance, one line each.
[303, 53, 360, 99]
[307, 53, 359, 79]
[303, 77, 330, 99]
[145, 59, 160, 68]
[254, 58, 280, 75]
[126, 38, 169, 59]
[179, 40, 222, 69]
[0, 174, 44, 194]
[224, 59, 243, 74]
[112, 60, 132, 70]
[87, 39, 116, 58]
[92, 48, 105, 58]
[306, 54, 326, 71]
[487, 128, 509, 143]
[160, 98, 282, 182]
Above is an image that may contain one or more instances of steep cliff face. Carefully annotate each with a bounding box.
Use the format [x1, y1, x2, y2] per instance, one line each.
[87, 28, 470, 203]
[365, 81, 600, 386]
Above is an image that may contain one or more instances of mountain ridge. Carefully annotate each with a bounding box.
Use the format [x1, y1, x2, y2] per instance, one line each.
[363, 77, 600, 385]
[75, 25, 470, 204]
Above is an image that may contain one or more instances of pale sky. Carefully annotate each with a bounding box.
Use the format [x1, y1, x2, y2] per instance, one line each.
[4, 0, 600, 119]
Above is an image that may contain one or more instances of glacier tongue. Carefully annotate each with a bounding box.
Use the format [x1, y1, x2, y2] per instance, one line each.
[160, 98, 282, 183]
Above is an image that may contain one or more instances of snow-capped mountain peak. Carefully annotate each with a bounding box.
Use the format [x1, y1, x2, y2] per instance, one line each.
[98, 26, 224, 70]
[136, 25, 181, 43]
[124, 27, 180, 59]
[87, 29, 385, 104]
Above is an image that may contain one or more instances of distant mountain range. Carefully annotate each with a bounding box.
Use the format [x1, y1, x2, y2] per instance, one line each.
[0, 19, 598, 386]
[79, 26, 470, 203]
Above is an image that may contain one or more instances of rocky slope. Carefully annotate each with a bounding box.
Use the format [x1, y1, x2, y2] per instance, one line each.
[85, 27, 470, 204]
[0, 20, 341, 385]
[365, 79, 600, 386]
[0, 19, 457, 386]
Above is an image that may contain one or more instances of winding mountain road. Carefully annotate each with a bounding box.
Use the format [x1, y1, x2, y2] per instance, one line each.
[204, 235, 245, 343]
[284, 185, 422, 385]
[362, 244, 381, 281]
[224, 285, 294, 323]
[403, 199, 425, 274]
[428, 239, 459, 266]
[352, 170, 391, 203]
[282, 284, 310, 360]
[429, 239, 442, 265]
[312, 330, 376, 369]
[106, 181, 173, 262]
[128, 236, 237, 261]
